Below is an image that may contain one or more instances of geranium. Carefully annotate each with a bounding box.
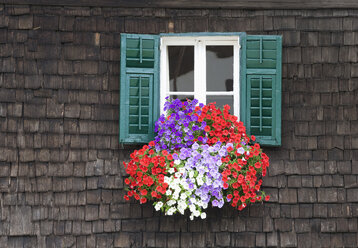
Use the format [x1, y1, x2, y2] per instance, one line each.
[123, 97, 269, 219]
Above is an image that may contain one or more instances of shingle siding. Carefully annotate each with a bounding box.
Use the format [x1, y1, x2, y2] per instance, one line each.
[0, 4, 357, 247]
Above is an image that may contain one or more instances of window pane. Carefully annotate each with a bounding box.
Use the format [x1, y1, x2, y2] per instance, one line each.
[206, 46, 233, 92]
[168, 46, 194, 92]
[206, 95, 233, 112]
[170, 95, 194, 102]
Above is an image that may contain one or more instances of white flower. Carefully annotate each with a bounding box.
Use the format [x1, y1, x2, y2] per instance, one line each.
[172, 193, 179, 200]
[197, 178, 204, 186]
[155, 202, 163, 211]
[189, 171, 194, 178]
[164, 176, 171, 183]
[166, 189, 172, 196]
[180, 193, 187, 200]
[168, 168, 175, 174]
[178, 206, 185, 214]
[190, 215, 194, 220]
[189, 205, 196, 212]
[197, 200, 204, 207]
[173, 178, 180, 185]
[174, 159, 181, 165]
[166, 207, 176, 215]
[200, 212, 207, 219]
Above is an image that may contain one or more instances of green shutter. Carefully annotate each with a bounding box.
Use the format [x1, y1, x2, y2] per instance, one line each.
[240, 35, 282, 146]
[120, 34, 159, 144]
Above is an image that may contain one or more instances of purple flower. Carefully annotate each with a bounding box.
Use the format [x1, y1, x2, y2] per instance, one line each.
[212, 199, 219, 207]
[191, 115, 198, 122]
[179, 153, 187, 160]
[192, 142, 199, 150]
[237, 147, 245, 155]
[219, 148, 227, 157]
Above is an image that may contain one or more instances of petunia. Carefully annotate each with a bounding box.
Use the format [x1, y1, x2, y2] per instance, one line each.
[237, 147, 245, 154]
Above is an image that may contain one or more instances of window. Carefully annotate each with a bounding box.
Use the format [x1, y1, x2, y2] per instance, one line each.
[120, 33, 282, 146]
[160, 36, 240, 116]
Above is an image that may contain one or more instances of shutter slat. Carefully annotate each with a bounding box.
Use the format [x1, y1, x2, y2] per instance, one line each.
[247, 59, 276, 69]
[120, 34, 159, 144]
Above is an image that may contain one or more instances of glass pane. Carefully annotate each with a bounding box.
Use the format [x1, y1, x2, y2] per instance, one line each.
[206, 46, 233, 92]
[170, 95, 194, 102]
[206, 95, 233, 112]
[168, 46, 194, 92]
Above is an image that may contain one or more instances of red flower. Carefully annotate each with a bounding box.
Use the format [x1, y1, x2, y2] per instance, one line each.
[254, 162, 261, 169]
[253, 150, 260, 156]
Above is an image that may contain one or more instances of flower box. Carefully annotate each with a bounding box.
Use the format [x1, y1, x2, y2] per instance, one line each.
[124, 98, 269, 220]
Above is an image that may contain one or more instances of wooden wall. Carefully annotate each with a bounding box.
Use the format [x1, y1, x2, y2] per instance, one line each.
[0, 3, 357, 247]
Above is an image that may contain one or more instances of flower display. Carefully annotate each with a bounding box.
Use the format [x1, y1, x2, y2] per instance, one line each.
[123, 97, 270, 220]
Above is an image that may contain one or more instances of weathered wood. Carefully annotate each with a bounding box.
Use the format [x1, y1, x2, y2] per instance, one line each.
[2, 0, 358, 9]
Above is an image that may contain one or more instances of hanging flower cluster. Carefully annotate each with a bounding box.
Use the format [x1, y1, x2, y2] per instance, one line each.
[123, 97, 270, 220]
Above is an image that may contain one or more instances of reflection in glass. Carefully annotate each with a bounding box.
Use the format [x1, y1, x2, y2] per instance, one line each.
[207, 95, 233, 112]
[168, 46, 194, 92]
[206, 46, 233, 92]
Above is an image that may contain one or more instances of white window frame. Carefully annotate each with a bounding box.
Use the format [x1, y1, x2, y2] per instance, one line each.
[160, 36, 241, 117]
